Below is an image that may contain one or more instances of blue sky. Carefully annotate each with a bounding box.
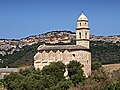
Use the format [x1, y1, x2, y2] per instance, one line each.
[0, 0, 120, 39]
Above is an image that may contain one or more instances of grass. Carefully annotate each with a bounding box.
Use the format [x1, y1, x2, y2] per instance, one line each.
[102, 64, 120, 73]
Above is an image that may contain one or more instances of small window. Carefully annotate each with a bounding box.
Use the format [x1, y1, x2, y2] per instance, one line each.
[79, 32, 81, 38]
[87, 60, 88, 63]
[85, 33, 87, 38]
[80, 23, 81, 26]
[85, 22, 86, 25]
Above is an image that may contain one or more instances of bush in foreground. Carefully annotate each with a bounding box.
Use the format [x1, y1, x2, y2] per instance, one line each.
[3, 61, 85, 90]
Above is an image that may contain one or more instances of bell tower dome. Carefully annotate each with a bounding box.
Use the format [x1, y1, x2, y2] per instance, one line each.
[76, 12, 90, 49]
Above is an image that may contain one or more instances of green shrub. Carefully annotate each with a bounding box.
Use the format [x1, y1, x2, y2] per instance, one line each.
[91, 61, 102, 70]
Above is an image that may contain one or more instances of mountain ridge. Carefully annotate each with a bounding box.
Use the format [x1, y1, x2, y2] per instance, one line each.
[0, 30, 120, 56]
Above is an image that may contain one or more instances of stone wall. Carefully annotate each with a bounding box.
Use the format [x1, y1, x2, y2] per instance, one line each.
[34, 50, 91, 77]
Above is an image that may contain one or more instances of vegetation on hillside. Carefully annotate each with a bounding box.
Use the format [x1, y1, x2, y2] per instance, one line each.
[0, 41, 120, 67]
[43, 30, 75, 35]
[0, 42, 42, 68]
[91, 41, 120, 64]
[2, 61, 120, 90]
[69, 63, 120, 90]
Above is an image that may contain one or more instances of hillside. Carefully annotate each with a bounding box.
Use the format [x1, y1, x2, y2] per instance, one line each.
[102, 64, 120, 73]
[91, 41, 120, 64]
[0, 40, 120, 68]
[0, 30, 120, 67]
[0, 30, 120, 56]
[0, 43, 41, 67]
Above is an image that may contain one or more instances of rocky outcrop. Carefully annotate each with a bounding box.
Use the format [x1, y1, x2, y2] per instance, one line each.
[90, 35, 120, 43]
[0, 39, 25, 56]
[0, 31, 120, 56]
[21, 31, 75, 45]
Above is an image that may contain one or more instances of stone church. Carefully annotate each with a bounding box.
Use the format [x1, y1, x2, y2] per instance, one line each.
[34, 13, 91, 77]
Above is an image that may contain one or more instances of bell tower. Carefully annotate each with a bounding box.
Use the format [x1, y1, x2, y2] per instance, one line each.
[76, 12, 90, 49]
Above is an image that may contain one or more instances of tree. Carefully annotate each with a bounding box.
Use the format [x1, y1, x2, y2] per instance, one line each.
[91, 61, 102, 70]
[67, 60, 85, 85]
[42, 61, 66, 81]
[41, 62, 66, 89]
[4, 72, 24, 90]
[19, 66, 36, 76]
[50, 79, 72, 90]
[3, 62, 66, 90]
[3, 61, 86, 90]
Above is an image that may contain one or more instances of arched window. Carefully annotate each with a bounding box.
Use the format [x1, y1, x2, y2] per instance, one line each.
[85, 22, 86, 25]
[79, 32, 81, 38]
[85, 32, 87, 38]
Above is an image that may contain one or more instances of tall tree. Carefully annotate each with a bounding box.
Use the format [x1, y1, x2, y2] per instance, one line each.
[67, 60, 85, 85]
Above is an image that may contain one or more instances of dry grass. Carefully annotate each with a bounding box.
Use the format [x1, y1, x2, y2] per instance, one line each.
[102, 64, 120, 73]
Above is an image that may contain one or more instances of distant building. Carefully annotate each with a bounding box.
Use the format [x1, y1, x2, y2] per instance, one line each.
[0, 68, 17, 79]
[34, 13, 91, 77]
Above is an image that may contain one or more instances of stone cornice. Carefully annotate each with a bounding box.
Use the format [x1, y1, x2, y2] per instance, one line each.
[38, 49, 91, 53]
[77, 20, 88, 22]
[76, 39, 90, 41]
[76, 28, 90, 30]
